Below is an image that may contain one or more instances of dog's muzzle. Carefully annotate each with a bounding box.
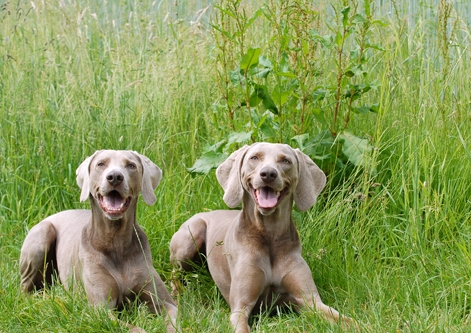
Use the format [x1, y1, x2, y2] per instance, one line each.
[98, 191, 131, 219]
[252, 185, 288, 211]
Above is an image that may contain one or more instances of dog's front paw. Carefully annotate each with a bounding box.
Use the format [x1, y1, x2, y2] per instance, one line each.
[129, 326, 147, 333]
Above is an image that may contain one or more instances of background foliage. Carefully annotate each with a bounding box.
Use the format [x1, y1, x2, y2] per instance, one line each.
[1, 0, 471, 332]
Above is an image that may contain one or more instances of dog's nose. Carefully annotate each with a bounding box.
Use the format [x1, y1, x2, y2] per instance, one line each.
[260, 166, 278, 183]
[106, 170, 124, 186]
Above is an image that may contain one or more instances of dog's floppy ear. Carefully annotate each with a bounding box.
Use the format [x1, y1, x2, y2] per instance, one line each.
[293, 149, 326, 211]
[216, 145, 250, 208]
[76, 151, 100, 202]
[134, 152, 162, 206]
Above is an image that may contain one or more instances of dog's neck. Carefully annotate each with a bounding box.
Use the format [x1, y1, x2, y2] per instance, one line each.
[86, 198, 139, 254]
[241, 193, 296, 239]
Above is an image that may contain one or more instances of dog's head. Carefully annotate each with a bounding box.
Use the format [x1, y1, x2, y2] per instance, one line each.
[216, 142, 326, 215]
[76, 150, 162, 220]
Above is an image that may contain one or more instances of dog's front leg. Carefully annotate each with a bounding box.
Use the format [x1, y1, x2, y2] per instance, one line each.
[140, 273, 179, 333]
[280, 260, 355, 328]
[228, 266, 266, 333]
[145, 296, 178, 333]
[83, 271, 149, 332]
[229, 307, 251, 333]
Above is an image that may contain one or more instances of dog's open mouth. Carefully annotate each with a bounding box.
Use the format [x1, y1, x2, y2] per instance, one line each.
[98, 191, 131, 217]
[253, 186, 287, 209]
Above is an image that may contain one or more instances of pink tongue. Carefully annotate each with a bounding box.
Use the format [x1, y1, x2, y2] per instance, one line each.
[104, 192, 124, 210]
[258, 187, 278, 208]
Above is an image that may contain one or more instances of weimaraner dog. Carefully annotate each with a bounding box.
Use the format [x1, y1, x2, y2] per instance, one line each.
[170, 142, 352, 332]
[20, 150, 178, 333]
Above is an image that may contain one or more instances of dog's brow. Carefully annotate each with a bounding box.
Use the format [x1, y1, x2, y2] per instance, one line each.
[123, 157, 140, 169]
[95, 157, 109, 165]
[249, 151, 263, 159]
[279, 155, 290, 161]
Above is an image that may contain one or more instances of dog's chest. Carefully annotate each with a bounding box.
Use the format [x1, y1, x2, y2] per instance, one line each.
[254, 234, 298, 266]
[103, 256, 146, 295]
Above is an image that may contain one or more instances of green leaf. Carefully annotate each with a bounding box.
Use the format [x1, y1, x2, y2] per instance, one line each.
[372, 19, 388, 27]
[272, 84, 292, 106]
[240, 48, 261, 70]
[352, 14, 366, 24]
[312, 108, 328, 127]
[256, 84, 278, 114]
[335, 31, 343, 47]
[341, 6, 350, 27]
[370, 103, 380, 113]
[311, 30, 334, 49]
[292, 130, 334, 161]
[338, 131, 375, 172]
[246, 8, 264, 29]
[278, 52, 290, 72]
[361, 84, 371, 94]
[275, 71, 297, 78]
[249, 89, 263, 107]
[249, 55, 273, 78]
[209, 23, 235, 42]
[352, 106, 372, 114]
[257, 112, 279, 138]
[352, 104, 379, 114]
[229, 68, 244, 86]
[187, 151, 228, 175]
[250, 68, 271, 79]
[345, 70, 354, 78]
[365, 0, 371, 16]
[302, 39, 309, 55]
[227, 131, 253, 146]
[344, 83, 372, 100]
[249, 55, 273, 79]
[312, 88, 329, 101]
[365, 43, 385, 51]
[259, 55, 273, 68]
[203, 140, 226, 153]
[345, 64, 367, 77]
[291, 134, 310, 150]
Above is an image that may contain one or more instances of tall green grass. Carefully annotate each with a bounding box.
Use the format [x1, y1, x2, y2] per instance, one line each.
[1, 0, 470, 332]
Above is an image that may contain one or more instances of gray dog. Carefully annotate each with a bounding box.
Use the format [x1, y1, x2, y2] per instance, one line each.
[20, 150, 178, 333]
[170, 142, 352, 333]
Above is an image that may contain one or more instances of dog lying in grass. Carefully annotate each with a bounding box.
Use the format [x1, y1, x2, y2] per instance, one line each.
[20, 150, 178, 333]
[170, 143, 353, 332]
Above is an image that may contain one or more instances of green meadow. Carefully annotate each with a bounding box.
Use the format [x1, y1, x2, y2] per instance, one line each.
[1, 0, 471, 332]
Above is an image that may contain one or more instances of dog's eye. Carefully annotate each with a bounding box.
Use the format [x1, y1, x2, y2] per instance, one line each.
[282, 158, 292, 164]
[250, 155, 259, 161]
[127, 163, 136, 169]
[97, 162, 105, 167]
